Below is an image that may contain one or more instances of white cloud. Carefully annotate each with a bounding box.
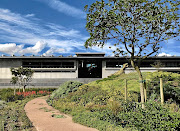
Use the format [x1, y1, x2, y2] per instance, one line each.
[0, 43, 23, 55]
[158, 52, 172, 56]
[25, 14, 35, 17]
[0, 8, 88, 55]
[43, 47, 65, 56]
[0, 41, 48, 55]
[35, 0, 86, 19]
[20, 41, 47, 55]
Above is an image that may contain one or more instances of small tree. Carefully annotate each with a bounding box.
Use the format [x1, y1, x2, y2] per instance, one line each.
[85, 0, 180, 108]
[151, 60, 165, 72]
[10, 77, 18, 95]
[11, 67, 34, 92]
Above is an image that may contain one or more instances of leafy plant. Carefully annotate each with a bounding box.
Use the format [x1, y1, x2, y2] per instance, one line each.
[146, 71, 180, 104]
[11, 67, 34, 92]
[50, 81, 83, 99]
[84, 0, 180, 109]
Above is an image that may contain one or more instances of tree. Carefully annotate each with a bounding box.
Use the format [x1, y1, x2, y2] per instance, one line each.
[10, 77, 18, 95]
[11, 67, 34, 92]
[151, 60, 165, 72]
[84, 0, 180, 108]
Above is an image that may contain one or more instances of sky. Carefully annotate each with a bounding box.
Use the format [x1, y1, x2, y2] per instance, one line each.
[0, 0, 179, 56]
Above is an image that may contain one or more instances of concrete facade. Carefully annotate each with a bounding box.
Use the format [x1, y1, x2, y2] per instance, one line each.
[0, 53, 179, 87]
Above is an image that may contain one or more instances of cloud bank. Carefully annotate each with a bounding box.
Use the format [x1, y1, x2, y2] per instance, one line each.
[0, 8, 90, 56]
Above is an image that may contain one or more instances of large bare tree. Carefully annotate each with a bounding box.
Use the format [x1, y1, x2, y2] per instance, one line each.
[84, 0, 180, 108]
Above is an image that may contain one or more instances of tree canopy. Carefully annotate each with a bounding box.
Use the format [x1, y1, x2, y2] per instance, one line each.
[11, 67, 34, 92]
[85, 0, 180, 108]
[85, 0, 179, 60]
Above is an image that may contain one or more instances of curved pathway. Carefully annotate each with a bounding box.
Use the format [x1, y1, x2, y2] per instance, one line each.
[24, 96, 98, 131]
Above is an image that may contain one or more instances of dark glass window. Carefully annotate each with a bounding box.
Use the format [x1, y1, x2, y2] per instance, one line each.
[106, 62, 124, 68]
[23, 62, 41, 68]
[22, 62, 74, 68]
[141, 62, 154, 67]
[62, 62, 74, 68]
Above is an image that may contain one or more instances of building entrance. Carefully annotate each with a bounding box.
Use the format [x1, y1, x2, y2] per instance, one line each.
[78, 60, 102, 78]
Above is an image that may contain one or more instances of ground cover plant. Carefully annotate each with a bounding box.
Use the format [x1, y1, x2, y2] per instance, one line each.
[47, 72, 180, 131]
[0, 88, 56, 131]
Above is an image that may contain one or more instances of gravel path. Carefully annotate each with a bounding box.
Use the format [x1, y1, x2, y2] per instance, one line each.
[24, 97, 98, 131]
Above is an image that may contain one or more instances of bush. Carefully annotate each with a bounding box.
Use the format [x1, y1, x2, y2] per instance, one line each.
[47, 72, 180, 130]
[146, 72, 180, 104]
[96, 75, 119, 83]
[0, 100, 7, 109]
[50, 81, 83, 99]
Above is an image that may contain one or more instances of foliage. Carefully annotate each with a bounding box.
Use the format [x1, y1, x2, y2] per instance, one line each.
[50, 81, 83, 99]
[16, 90, 50, 97]
[11, 67, 34, 92]
[85, 0, 180, 57]
[0, 100, 7, 109]
[48, 72, 180, 130]
[0, 88, 55, 131]
[96, 74, 119, 83]
[0, 88, 55, 102]
[0, 98, 34, 130]
[150, 60, 165, 71]
[84, 0, 180, 108]
[146, 71, 180, 104]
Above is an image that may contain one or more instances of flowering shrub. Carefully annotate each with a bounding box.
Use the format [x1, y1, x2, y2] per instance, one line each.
[16, 90, 50, 97]
[37, 90, 50, 95]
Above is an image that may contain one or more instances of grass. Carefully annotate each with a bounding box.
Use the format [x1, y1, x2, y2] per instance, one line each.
[89, 72, 147, 93]
[39, 107, 52, 112]
[51, 114, 66, 118]
[48, 71, 180, 131]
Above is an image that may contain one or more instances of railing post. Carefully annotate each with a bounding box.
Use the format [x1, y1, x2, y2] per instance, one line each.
[125, 79, 127, 101]
[144, 80, 147, 102]
[160, 78, 164, 104]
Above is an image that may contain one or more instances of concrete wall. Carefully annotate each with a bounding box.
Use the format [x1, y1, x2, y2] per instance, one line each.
[0, 59, 79, 79]
[0, 59, 21, 79]
[33, 72, 77, 78]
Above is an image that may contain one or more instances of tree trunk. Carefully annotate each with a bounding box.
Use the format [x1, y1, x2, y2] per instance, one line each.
[131, 60, 145, 109]
[19, 84, 20, 92]
[14, 85, 16, 95]
[23, 85, 26, 92]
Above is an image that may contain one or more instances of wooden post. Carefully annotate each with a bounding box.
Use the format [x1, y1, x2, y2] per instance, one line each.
[160, 78, 164, 104]
[144, 80, 147, 102]
[125, 79, 127, 101]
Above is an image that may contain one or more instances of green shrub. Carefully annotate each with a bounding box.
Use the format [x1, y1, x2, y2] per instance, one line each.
[48, 72, 180, 131]
[0, 100, 7, 109]
[146, 71, 180, 104]
[96, 75, 119, 83]
[50, 81, 83, 99]
[116, 101, 180, 131]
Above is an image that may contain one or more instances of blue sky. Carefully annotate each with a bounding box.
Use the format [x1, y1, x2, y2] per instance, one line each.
[0, 0, 179, 56]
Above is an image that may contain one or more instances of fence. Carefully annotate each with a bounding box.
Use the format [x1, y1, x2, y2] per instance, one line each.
[123, 78, 179, 105]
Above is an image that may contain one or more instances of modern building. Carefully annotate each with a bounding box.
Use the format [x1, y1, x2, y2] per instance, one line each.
[0, 52, 179, 87]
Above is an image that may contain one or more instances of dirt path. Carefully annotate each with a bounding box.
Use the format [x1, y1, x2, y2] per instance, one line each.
[24, 97, 98, 131]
